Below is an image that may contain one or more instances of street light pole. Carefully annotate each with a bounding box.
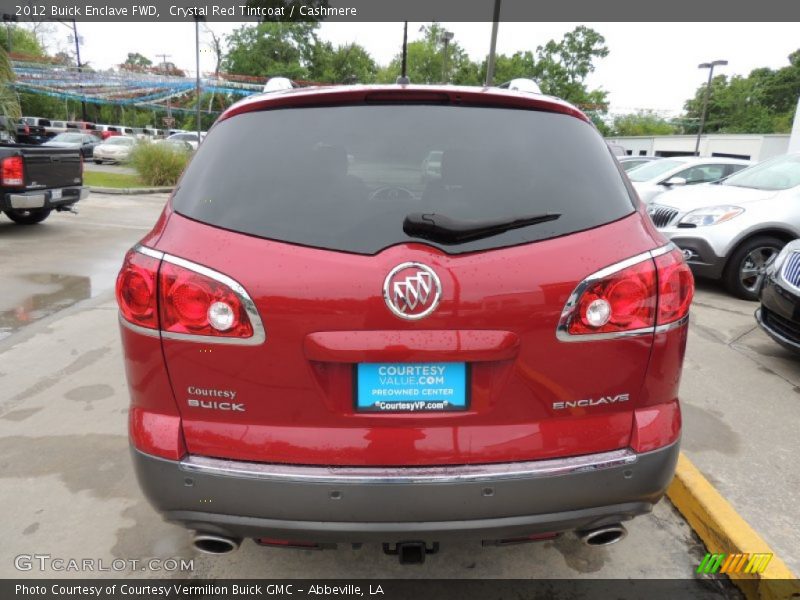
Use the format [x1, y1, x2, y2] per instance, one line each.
[694, 59, 728, 156]
[194, 16, 202, 144]
[71, 19, 87, 122]
[440, 31, 454, 83]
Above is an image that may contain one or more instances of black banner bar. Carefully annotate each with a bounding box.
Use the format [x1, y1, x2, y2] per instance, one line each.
[0, 0, 797, 22]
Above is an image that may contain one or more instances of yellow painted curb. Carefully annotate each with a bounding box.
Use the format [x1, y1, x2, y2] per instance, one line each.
[667, 452, 800, 600]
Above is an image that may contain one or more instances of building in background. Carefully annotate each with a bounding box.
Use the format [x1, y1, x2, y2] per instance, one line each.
[606, 134, 790, 161]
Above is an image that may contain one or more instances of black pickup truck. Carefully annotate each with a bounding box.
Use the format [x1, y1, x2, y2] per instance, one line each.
[0, 144, 88, 225]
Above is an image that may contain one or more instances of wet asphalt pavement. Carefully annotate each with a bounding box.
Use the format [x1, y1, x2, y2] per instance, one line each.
[0, 193, 786, 593]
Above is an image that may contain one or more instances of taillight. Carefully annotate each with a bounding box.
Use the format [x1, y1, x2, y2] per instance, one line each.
[116, 247, 264, 343]
[655, 249, 694, 325]
[558, 245, 693, 340]
[1, 156, 24, 186]
[115, 249, 159, 329]
[159, 261, 254, 339]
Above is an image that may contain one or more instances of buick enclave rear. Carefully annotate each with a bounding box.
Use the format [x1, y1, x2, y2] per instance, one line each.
[116, 85, 693, 560]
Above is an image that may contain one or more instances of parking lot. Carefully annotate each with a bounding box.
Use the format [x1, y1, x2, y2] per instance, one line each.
[0, 192, 795, 590]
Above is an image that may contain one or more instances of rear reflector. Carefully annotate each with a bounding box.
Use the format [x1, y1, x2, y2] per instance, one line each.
[115, 246, 265, 344]
[558, 245, 693, 340]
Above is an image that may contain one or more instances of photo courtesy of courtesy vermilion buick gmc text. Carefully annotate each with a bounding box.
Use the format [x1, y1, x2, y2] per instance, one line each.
[115, 83, 694, 563]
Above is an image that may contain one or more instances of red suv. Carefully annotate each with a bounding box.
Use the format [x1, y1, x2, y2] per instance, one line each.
[117, 85, 693, 562]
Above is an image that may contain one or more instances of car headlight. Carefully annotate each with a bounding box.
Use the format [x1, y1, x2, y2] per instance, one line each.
[678, 205, 744, 227]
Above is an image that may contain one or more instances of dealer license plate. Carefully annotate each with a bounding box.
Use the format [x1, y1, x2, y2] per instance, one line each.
[356, 362, 467, 412]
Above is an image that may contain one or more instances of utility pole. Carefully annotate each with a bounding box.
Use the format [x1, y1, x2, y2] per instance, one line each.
[70, 19, 87, 122]
[157, 53, 173, 128]
[694, 60, 727, 156]
[485, 0, 502, 86]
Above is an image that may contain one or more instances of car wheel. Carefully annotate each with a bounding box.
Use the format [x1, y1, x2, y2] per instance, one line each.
[723, 236, 785, 300]
[4, 208, 52, 225]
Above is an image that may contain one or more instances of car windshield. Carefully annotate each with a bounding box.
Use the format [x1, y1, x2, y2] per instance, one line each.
[106, 137, 134, 145]
[50, 133, 83, 143]
[626, 159, 686, 182]
[722, 154, 800, 191]
[173, 104, 635, 255]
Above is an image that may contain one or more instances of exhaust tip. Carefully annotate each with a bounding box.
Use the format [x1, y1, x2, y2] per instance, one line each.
[580, 524, 627, 547]
[192, 533, 241, 555]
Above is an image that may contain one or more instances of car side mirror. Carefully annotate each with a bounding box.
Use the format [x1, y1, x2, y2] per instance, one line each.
[663, 176, 687, 187]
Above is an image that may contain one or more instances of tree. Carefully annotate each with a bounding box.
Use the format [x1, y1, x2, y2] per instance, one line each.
[308, 42, 377, 83]
[122, 52, 152, 69]
[222, 22, 318, 79]
[612, 110, 677, 136]
[682, 49, 800, 134]
[204, 25, 224, 78]
[0, 25, 46, 57]
[529, 26, 610, 110]
[378, 24, 481, 85]
[0, 47, 20, 120]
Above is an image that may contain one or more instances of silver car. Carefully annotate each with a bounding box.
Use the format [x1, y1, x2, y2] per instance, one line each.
[649, 153, 800, 299]
[628, 156, 752, 204]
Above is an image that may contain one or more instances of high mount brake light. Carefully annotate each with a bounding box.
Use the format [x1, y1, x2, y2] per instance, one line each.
[558, 246, 693, 340]
[115, 247, 265, 344]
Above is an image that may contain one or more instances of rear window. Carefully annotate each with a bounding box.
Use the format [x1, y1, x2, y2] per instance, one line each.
[173, 104, 635, 255]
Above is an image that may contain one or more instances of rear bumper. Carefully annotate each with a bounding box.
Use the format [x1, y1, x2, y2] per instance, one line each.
[132, 441, 680, 542]
[2, 186, 89, 211]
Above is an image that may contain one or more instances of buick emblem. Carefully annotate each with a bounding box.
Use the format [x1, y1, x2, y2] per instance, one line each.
[383, 262, 442, 320]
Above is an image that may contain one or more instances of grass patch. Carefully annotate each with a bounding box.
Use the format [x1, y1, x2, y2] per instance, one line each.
[84, 171, 146, 189]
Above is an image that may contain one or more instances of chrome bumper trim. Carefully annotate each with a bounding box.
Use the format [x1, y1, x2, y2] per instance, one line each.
[179, 449, 638, 485]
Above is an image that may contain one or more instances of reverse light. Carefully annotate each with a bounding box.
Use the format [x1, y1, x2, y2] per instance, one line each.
[559, 245, 694, 339]
[115, 246, 265, 344]
[1, 155, 24, 186]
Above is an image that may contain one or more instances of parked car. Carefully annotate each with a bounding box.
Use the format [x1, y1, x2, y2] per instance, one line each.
[93, 136, 137, 164]
[648, 153, 800, 300]
[44, 120, 68, 137]
[0, 144, 88, 224]
[165, 131, 204, 150]
[756, 239, 800, 354]
[618, 156, 660, 171]
[43, 132, 101, 158]
[95, 124, 123, 140]
[628, 156, 752, 204]
[154, 138, 193, 153]
[420, 150, 443, 181]
[18, 117, 51, 144]
[116, 84, 694, 561]
[0, 116, 17, 143]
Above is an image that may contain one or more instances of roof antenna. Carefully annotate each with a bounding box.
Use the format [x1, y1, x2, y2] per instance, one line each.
[396, 21, 410, 84]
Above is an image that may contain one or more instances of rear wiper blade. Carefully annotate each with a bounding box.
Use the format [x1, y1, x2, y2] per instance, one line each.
[403, 212, 561, 244]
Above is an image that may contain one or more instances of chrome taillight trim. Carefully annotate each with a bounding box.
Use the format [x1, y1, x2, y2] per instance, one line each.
[118, 244, 266, 346]
[180, 448, 638, 484]
[556, 243, 685, 342]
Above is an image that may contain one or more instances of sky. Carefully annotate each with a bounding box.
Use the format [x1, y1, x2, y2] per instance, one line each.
[39, 21, 800, 116]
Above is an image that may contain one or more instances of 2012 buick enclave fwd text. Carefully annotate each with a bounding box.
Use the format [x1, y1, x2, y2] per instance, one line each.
[115, 84, 694, 562]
